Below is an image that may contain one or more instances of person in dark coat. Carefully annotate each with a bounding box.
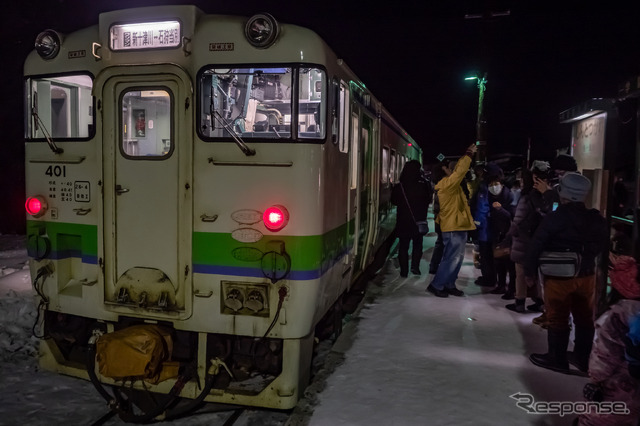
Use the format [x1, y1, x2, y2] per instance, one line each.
[504, 161, 550, 313]
[391, 160, 433, 277]
[486, 174, 515, 295]
[524, 172, 609, 374]
[471, 162, 512, 290]
[527, 154, 578, 327]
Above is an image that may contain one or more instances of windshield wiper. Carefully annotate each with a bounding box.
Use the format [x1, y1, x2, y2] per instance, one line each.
[212, 110, 256, 156]
[31, 95, 63, 154]
[271, 127, 284, 138]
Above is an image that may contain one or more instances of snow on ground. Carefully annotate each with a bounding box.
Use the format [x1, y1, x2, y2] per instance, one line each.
[303, 236, 588, 426]
[0, 224, 590, 425]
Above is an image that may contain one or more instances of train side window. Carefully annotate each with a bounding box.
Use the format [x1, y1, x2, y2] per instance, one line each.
[331, 79, 338, 145]
[120, 89, 173, 158]
[390, 150, 397, 184]
[381, 147, 390, 184]
[338, 81, 349, 153]
[26, 74, 94, 141]
[298, 68, 326, 140]
[350, 113, 359, 189]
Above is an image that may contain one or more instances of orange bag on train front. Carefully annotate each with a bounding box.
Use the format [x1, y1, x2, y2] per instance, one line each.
[95, 324, 179, 383]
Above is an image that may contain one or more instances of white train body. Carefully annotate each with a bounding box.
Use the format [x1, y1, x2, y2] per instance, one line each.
[23, 6, 421, 410]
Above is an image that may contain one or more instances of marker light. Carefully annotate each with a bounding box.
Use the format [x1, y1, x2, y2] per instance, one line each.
[244, 13, 279, 48]
[35, 30, 62, 59]
[263, 205, 289, 232]
[25, 196, 48, 218]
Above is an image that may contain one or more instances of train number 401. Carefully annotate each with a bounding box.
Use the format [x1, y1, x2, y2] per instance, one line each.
[45, 165, 66, 177]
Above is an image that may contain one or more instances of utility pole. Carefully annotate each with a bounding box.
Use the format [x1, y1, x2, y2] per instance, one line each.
[465, 72, 488, 163]
[464, 4, 510, 164]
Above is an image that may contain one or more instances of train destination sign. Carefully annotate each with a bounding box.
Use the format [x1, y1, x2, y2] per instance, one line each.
[110, 20, 181, 51]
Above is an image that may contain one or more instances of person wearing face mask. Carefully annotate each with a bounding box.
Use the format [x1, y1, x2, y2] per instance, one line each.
[471, 162, 514, 293]
[486, 174, 516, 296]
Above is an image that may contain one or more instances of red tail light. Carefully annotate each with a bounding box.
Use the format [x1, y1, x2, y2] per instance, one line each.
[25, 196, 48, 218]
[263, 205, 289, 232]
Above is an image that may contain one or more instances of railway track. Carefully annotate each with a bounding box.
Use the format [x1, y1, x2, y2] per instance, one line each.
[89, 403, 294, 425]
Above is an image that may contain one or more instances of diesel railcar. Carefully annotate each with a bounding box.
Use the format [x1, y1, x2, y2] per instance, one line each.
[23, 6, 421, 420]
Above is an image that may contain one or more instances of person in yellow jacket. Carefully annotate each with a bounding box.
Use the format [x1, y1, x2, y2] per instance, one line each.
[427, 143, 478, 297]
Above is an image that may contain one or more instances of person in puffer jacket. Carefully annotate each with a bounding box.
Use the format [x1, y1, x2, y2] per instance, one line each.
[576, 252, 640, 426]
[504, 161, 550, 314]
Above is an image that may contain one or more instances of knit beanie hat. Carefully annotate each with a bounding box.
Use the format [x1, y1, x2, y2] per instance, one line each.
[558, 172, 591, 202]
[530, 160, 551, 179]
[484, 162, 503, 181]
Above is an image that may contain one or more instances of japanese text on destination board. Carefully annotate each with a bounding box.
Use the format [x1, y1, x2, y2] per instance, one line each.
[110, 21, 181, 50]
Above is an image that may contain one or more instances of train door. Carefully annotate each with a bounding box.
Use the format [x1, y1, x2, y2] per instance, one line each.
[100, 66, 192, 318]
[362, 121, 381, 266]
[357, 115, 375, 272]
[347, 109, 361, 275]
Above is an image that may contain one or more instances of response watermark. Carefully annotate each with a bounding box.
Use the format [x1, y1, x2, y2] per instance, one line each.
[510, 393, 630, 417]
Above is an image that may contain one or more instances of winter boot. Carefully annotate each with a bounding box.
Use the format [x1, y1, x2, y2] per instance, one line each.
[506, 298, 526, 313]
[527, 298, 545, 312]
[567, 327, 594, 374]
[501, 290, 515, 300]
[529, 329, 571, 374]
[532, 312, 548, 328]
[490, 285, 506, 294]
[399, 251, 409, 278]
[473, 248, 481, 269]
[502, 279, 516, 300]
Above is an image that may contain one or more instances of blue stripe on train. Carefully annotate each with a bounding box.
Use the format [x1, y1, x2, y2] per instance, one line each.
[192, 264, 322, 280]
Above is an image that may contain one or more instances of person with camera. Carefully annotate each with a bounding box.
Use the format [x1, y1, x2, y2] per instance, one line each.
[504, 160, 550, 314]
[426, 144, 477, 297]
[527, 154, 579, 327]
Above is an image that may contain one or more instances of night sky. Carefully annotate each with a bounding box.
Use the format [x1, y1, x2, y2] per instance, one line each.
[2, 1, 640, 233]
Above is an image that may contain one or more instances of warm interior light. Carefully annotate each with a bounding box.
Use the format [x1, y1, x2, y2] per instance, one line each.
[263, 205, 289, 231]
[25, 196, 48, 218]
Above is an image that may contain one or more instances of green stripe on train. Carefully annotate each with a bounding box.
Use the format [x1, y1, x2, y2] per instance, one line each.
[193, 221, 351, 272]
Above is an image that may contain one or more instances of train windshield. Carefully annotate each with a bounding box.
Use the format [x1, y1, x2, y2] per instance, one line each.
[25, 74, 94, 141]
[198, 66, 326, 141]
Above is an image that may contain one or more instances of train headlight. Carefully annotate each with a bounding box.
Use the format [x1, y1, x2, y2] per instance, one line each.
[263, 205, 289, 232]
[244, 13, 279, 48]
[35, 30, 62, 59]
[25, 196, 48, 218]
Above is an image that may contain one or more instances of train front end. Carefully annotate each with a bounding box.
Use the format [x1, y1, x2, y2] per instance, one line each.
[23, 6, 349, 415]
